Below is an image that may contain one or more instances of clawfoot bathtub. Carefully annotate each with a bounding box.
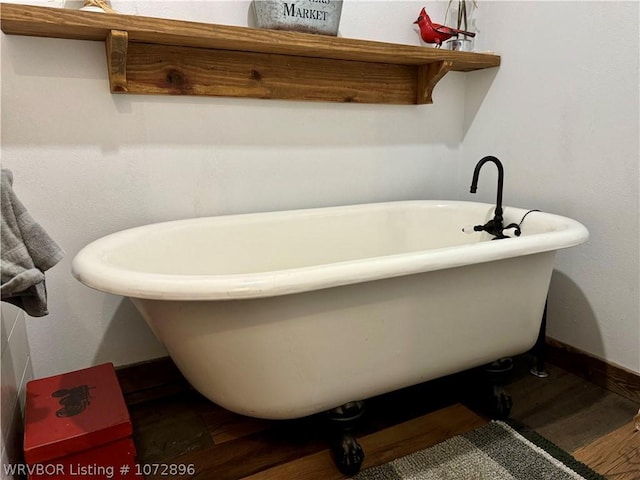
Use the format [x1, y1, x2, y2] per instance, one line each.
[72, 201, 587, 470]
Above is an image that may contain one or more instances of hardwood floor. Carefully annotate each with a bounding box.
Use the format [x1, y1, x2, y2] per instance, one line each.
[241, 405, 485, 480]
[508, 359, 639, 480]
[508, 358, 637, 453]
[126, 355, 638, 479]
[574, 422, 639, 480]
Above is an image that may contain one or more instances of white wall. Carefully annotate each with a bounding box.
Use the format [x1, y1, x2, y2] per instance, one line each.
[1, 0, 465, 378]
[461, 2, 639, 373]
[1, 0, 638, 382]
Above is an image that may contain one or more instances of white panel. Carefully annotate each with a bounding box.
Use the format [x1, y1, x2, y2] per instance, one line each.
[0, 304, 19, 355]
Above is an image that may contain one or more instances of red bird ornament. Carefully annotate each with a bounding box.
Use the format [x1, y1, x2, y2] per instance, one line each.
[413, 7, 475, 48]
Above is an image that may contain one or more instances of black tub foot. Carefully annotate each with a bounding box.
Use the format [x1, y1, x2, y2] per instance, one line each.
[489, 384, 513, 419]
[325, 401, 365, 475]
[332, 431, 364, 476]
[482, 358, 513, 419]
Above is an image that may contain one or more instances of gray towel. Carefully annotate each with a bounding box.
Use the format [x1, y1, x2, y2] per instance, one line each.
[1, 169, 64, 317]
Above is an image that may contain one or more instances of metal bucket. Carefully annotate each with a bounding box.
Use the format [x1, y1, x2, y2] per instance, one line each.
[252, 0, 343, 36]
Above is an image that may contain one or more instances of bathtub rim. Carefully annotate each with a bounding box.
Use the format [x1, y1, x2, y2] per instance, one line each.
[71, 200, 589, 301]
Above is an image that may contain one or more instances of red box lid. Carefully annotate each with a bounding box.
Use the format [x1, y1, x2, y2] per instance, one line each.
[24, 363, 133, 464]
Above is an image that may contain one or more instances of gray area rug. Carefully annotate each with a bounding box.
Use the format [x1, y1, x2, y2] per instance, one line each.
[351, 420, 605, 480]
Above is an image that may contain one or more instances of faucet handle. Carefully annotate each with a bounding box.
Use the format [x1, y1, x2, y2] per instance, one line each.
[503, 222, 522, 237]
[473, 218, 516, 240]
[462, 224, 486, 234]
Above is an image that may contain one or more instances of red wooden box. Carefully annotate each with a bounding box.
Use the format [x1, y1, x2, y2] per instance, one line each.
[24, 363, 139, 479]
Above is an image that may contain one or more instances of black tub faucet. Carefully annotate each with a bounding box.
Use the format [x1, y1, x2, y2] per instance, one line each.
[470, 156, 509, 239]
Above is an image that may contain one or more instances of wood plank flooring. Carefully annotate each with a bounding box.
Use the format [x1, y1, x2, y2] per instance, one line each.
[241, 404, 484, 480]
[574, 422, 639, 480]
[508, 358, 637, 453]
[508, 359, 639, 480]
[127, 355, 638, 479]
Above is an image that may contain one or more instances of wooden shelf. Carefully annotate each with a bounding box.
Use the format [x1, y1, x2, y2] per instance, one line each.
[0, 3, 500, 105]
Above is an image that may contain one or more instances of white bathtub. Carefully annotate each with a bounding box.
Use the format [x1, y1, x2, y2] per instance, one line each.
[72, 201, 588, 419]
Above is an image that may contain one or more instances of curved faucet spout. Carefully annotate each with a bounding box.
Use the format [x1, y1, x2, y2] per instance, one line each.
[470, 156, 505, 238]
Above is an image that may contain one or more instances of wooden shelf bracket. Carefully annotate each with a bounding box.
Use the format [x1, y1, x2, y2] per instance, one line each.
[106, 29, 128, 93]
[417, 60, 454, 105]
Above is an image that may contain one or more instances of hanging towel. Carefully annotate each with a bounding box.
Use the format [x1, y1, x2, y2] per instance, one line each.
[1, 169, 64, 317]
